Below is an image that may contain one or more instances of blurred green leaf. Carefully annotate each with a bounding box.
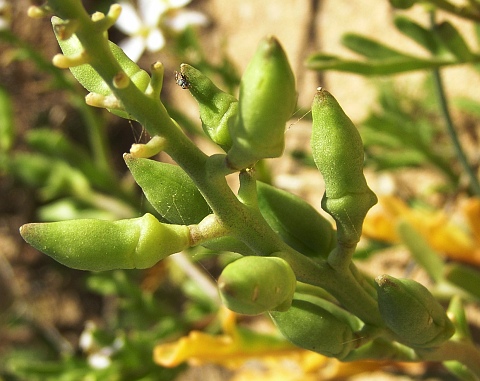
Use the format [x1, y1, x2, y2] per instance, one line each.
[342, 34, 413, 60]
[0, 86, 14, 153]
[305, 52, 453, 75]
[394, 15, 444, 55]
[444, 263, 480, 301]
[435, 21, 477, 62]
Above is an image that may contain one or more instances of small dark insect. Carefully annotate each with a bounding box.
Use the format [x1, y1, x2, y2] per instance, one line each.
[174, 71, 190, 89]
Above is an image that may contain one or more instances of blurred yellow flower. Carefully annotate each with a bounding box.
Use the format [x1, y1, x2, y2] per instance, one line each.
[154, 307, 382, 380]
[363, 195, 480, 266]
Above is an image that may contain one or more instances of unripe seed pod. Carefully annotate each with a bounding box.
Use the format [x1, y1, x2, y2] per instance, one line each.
[19, 213, 191, 271]
[227, 36, 296, 169]
[180, 64, 237, 151]
[270, 293, 358, 359]
[375, 274, 455, 348]
[218, 255, 296, 315]
[256, 181, 335, 259]
[311, 88, 377, 244]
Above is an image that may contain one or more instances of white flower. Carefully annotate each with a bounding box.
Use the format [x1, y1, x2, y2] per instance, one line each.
[0, 0, 12, 30]
[116, 0, 208, 62]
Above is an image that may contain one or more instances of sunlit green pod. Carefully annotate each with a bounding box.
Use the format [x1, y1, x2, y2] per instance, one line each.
[218, 255, 296, 315]
[20, 213, 190, 271]
[311, 88, 377, 244]
[227, 36, 296, 169]
[180, 64, 237, 151]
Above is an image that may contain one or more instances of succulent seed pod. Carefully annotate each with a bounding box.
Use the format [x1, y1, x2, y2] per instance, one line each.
[180, 64, 237, 151]
[311, 88, 377, 245]
[20, 213, 191, 271]
[270, 293, 359, 359]
[218, 255, 296, 315]
[227, 36, 296, 169]
[375, 274, 455, 348]
[256, 181, 335, 259]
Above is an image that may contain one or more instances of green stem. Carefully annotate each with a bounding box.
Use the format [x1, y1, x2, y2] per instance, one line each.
[430, 14, 480, 196]
[431, 69, 480, 196]
[417, 340, 480, 378]
[45, 0, 383, 327]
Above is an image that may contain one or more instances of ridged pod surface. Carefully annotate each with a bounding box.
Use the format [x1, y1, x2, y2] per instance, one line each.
[227, 36, 296, 169]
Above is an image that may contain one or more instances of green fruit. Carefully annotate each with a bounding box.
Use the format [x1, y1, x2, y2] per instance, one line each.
[20, 213, 190, 271]
[311, 88, 377, 245]
[270, 293, 358, 359]
[218, 255, 296, 315]
[375, 275, 455, 348]
[227, 36, 296, 169]
[180, 64, 237, 151]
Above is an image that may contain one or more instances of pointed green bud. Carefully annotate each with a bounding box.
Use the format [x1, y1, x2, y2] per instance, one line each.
[227, 36, 296, 169]
[311, 88, 377, 245]
[180, 64, 237, 151]
[256, 181, 335, 259]
[375, 275, 455, 348]
[19, 213, 191, 271]
[270, 293, 359, 359]
[124, 154, 212, 224]
[218, 255, 296, 315]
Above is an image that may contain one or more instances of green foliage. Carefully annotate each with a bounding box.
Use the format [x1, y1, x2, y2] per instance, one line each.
[306, 14, 480, 75]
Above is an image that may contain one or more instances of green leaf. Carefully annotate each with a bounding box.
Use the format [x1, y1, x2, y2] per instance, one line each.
[124, 155, 212, 225]
[396, 220, 445, 283]
[394, 15, 444, 55]
[0, 86, 14, 153]
[342, 33, 413, 60]
[435, 21, 476, 62]
[305, 53, 453, 75]
[444, 263, 480, 300]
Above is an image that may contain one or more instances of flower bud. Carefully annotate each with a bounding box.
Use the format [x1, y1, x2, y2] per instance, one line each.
[20, 213, 191, 271]
[52, 16, 150, 119]
[257, 181, 335, 259]
[227, 36, 296, 169]
[218, 255, 296, 315]
[311, 88, 377, 245]
[375, 275, 455, 348]
[124, 154, 212, 224]
[270, 293, 358, 359]
[180, 64, 237, 151]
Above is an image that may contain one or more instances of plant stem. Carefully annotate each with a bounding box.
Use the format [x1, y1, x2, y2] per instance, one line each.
[418, 340, 480, 378]
[431, 69, 480, 196]
[46, 0, 384, 327]
[430, 13, 480, 196]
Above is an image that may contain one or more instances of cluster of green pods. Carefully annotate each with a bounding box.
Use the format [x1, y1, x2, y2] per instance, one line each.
[19, 3, 459, 365]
